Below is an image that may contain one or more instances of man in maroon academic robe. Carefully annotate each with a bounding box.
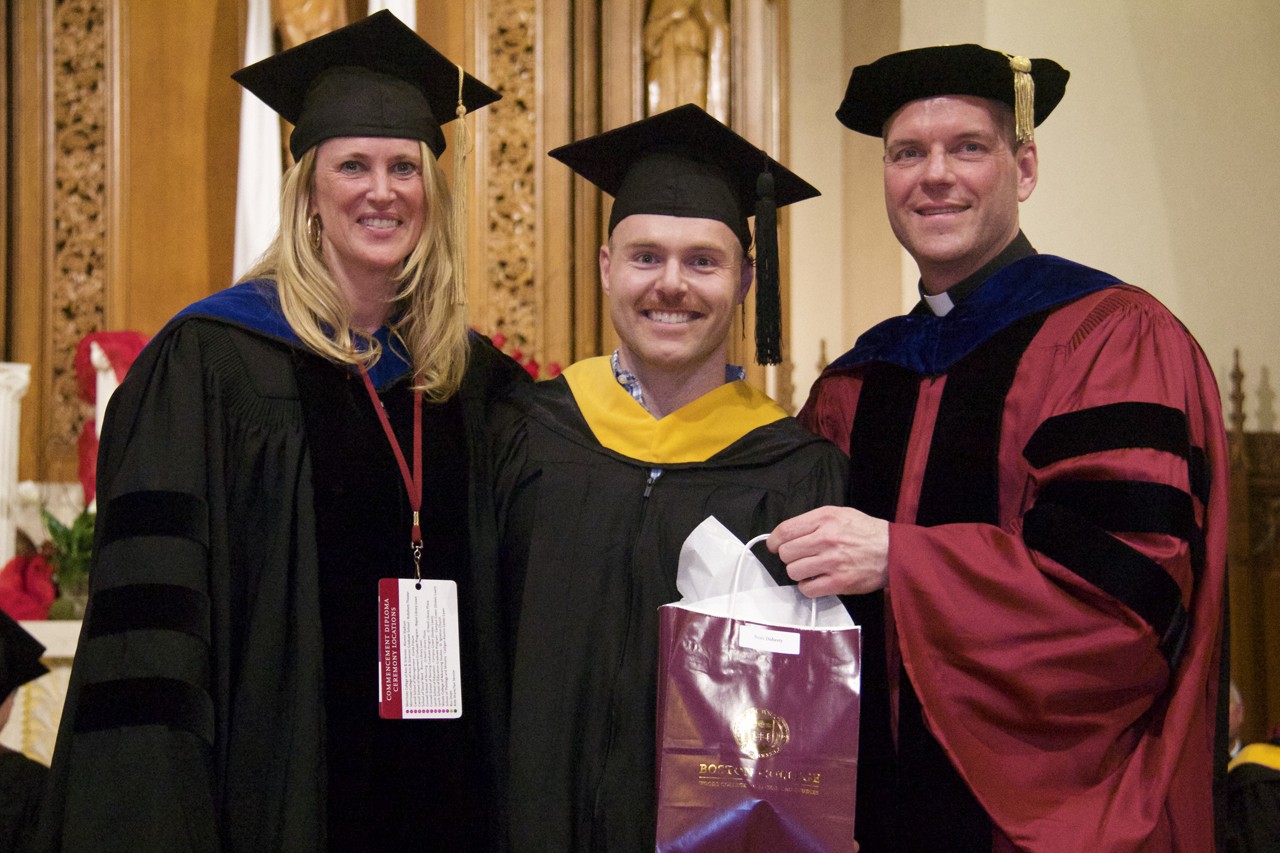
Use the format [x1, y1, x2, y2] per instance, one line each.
[769, 45, 1228, 852]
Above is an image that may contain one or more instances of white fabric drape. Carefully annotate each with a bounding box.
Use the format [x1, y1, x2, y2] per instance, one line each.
[231, 0, 282, 282]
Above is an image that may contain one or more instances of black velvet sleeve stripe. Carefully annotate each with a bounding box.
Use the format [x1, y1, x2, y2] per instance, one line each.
[1023, 403, 1190, 469]
[1036, 479, 1205, 576]
[1189, 446, 1210, 506]
[99, 491, 210, 549]
[916, 309, 1050, 527]
[1038, 480, 1194, 537]
[847, 362, 921, 520]
[74, 677, 215, 745]
[85, 584, 211, 642]
[1023, 502, 1189, 671]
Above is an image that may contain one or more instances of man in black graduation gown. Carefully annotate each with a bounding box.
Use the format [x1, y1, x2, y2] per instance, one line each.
[496, 105, 847, 851]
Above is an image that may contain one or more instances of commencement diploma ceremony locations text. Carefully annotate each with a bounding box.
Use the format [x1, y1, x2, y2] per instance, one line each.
[378, 577, 463, 719]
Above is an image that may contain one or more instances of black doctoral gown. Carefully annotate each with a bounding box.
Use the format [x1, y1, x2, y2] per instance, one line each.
[37, 281, 526, 852]
[497, 357, 848, 852]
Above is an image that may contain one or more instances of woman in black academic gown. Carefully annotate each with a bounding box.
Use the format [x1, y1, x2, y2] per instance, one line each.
[37, 13, 524, 852]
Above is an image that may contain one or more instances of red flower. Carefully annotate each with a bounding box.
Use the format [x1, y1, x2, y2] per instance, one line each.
[490, 332, 507, 349]
[0, 553, 56, 620]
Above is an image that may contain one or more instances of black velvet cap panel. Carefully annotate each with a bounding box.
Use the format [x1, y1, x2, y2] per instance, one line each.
[548, 104, 820, 248]
[836, 43, 1069, 137]
[232, 10, 501, 159]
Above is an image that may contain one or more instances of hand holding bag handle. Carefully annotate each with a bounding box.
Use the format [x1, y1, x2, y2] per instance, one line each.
[729, 533, 818, 628]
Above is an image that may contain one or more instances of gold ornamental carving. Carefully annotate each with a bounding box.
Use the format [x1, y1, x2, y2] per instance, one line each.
[274, 0, 348, 49]
[50, 0, 108, 452]
[643, 0, 730, 121]
[485, 0, 539, 352]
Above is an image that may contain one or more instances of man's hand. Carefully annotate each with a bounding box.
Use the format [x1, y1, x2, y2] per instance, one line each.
[767, 506, 889, 597]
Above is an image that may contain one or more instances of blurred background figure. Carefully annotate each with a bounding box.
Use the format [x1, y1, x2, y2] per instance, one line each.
[1226, 721, 1280, 852]
[1231, 681, 1245, 760]
[0, 610, 49, 853]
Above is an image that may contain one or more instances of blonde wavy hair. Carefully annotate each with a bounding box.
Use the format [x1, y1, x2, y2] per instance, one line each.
[239, 141, 469, 401]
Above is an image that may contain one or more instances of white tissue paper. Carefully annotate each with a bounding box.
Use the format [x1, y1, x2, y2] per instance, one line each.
[675, 516, 855, 629]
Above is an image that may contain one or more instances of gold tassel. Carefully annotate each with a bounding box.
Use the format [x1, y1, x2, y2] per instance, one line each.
[451, 65, 470, 306]
[1009, 55, 1035, 145]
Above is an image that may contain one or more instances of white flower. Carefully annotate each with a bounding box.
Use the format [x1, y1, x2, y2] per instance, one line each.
[15, 481, 40, 506]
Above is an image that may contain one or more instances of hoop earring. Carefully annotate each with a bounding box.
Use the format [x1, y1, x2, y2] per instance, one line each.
[307, 214, 323, 252]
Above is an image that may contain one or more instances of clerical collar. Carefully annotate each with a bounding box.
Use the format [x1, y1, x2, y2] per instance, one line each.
[919, 231, 1036, 317]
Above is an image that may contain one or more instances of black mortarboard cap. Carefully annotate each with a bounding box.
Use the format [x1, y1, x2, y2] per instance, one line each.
[0, 609, 47, 700]
[836, 44, 1069, 144]
[232, 10, 501, 160]
[549, 104, 820, 364]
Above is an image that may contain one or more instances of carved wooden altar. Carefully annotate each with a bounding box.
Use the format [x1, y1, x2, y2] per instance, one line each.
[1228, 350, 1280, 743]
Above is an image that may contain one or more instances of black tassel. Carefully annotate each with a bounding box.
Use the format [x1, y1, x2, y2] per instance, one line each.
[754, 170, 781, 365]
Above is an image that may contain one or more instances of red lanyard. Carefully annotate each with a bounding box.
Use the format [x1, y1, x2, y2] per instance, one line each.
[358, 367, 424, 579]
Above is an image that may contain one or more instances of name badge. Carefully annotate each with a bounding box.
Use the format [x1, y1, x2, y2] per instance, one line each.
[377, 578, 463, 720]
[738, 622, 801, 655]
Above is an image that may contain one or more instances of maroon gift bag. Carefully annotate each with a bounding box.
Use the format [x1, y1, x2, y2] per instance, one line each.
[655, 537, 861, 852]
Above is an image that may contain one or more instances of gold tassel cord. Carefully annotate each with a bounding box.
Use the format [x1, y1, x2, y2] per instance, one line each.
[451, 65, 470, 306]
[1009, 55, 1035, 145]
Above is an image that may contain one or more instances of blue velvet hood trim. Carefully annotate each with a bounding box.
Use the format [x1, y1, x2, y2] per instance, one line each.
[831, 255, 1121, 375]
[173, 279, 412, 388]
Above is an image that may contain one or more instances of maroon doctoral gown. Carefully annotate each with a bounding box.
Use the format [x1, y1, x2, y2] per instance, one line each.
[803, 254, 1228, 852]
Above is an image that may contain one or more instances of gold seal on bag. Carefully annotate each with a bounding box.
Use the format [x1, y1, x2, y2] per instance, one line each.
[731, 707, 791, 759]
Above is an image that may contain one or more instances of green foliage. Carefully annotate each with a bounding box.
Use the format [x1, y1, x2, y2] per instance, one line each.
[41, 507, 95, 589]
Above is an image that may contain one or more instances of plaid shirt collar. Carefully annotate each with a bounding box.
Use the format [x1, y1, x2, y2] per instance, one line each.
[610, 350, 746, 413]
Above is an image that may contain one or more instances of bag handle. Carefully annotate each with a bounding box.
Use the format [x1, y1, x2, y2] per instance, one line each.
[731, 533, 819, 628]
